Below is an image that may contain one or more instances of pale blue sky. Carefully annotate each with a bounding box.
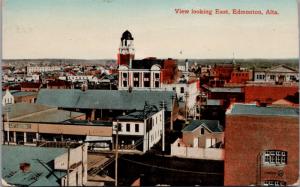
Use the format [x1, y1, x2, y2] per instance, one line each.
[3, 0, 299, 59]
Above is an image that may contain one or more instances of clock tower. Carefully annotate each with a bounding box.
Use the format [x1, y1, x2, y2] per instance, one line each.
[117, 30, 135, 67]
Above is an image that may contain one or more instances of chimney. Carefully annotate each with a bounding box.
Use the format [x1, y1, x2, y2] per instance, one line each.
[20, 163, 31, 172]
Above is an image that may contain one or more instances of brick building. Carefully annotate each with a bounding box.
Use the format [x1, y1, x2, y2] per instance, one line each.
[244, 83, 298, 104]
[229, 70, 252, 84]
[224, 103, 299, 186]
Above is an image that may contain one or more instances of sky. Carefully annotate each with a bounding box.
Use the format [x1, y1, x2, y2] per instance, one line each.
[3, 0, 299, 59]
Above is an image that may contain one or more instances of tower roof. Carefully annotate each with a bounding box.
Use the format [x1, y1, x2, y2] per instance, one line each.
[121, 30, 134, 40]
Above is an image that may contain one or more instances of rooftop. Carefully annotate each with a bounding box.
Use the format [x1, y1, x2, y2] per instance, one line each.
[36, 89, 175, 111]
[2, 145, 67, 186]
[3, 103, 84, 123]
[10, 90, 37, 97]
[227, 103, 299, 117]
[182, 120, 223, 133]
[202, 85, 243, 93]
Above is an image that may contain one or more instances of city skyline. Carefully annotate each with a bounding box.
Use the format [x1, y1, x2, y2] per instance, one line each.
[3, 0, 299, 59]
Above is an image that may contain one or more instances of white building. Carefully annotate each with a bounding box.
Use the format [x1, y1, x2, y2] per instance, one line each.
[25, 74, 40, 82]
[27, 66, 61, 75]
[65, 75, 98, 83]
[112, 105, 164, 153]
[2, 89, 14, 106]
[118, 64, 161, 90]
[254, 65, 299, 83]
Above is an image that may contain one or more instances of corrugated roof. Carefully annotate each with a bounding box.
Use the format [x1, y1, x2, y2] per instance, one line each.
[2, 145, 67, 186]
[36, 89, 175, 111]
[227, 103, 299, 117]
[182, 120, 222, 133]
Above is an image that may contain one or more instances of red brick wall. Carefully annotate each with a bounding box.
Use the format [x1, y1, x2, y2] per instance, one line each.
[244, 85, 298, 103]
[224, 115, 299, 185]
[161, 59, 178, 84]
[230, 71, 251, 83]
[117, 54, 134, 66]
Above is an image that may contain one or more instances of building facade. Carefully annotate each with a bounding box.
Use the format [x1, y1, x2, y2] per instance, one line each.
[224, 103, 299, 186]
[254, 65, 299, 83]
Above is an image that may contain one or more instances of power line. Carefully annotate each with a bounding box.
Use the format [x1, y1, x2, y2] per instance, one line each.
[120, 157, 223, 175]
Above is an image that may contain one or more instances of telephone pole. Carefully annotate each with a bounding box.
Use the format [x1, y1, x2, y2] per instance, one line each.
[114, 122, 120, 186]
[160, 101, 166, 152]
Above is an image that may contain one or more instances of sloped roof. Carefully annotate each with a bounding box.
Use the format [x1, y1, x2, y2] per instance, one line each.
[3, 103, 84, 123]
[36, 89, 174, 111]
[266, 65, 298, 73]
[227, 103, 299, 117]
[2, 145, 67, 186]
[182, 120, 223, 133]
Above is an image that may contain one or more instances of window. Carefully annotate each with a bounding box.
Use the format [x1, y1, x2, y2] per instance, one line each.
[135, 124, 139, 132]
[155, 73, 159, 79]
[180, 87, 185, 93]
[126, 123, 130, 132]
[290, 75, 295, 80]
[133, 73, 139, 87]
[144, 73, 150, 87]
[117, 123, 122, 132]
[172, 87, 176, 91]
[122, 73, 127, 78]
[200, 128, 204, 135]
[270, 75, 275, 80]
[263, 150, 287, 165]
[264, 180, 286, 186]
[123, 80, 127, 87]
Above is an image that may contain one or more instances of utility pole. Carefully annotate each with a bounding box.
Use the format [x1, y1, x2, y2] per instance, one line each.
[67, 144, 70, 186]
[114, 122, 120, 187]
[184, 92, 189, 122]
[160, 101, 166, 152]
[170, 95, 175, 130]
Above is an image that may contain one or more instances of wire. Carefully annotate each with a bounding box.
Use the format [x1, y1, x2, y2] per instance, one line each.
[120, 157, 223, 175]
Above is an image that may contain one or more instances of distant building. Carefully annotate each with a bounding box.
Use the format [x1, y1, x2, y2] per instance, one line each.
[171, 120, 224, 160]
[244, 83, 298, 105]
[210, 63, 235, 83]
[224, 103, 299, 186]
[2, 144, 88, 186]
[201, 84, 244, 108]
[20, 82, 42, 92]
[27, 65, 61, 75]
[229, 69, 252, 84]
[47, 79, 73, 89]
[254, 65, 299, 83]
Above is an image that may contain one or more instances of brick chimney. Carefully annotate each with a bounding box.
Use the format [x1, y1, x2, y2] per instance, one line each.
[20, 163, 31, 172]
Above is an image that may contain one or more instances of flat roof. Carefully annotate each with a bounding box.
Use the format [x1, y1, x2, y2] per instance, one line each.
[227, 103, 299, 117]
